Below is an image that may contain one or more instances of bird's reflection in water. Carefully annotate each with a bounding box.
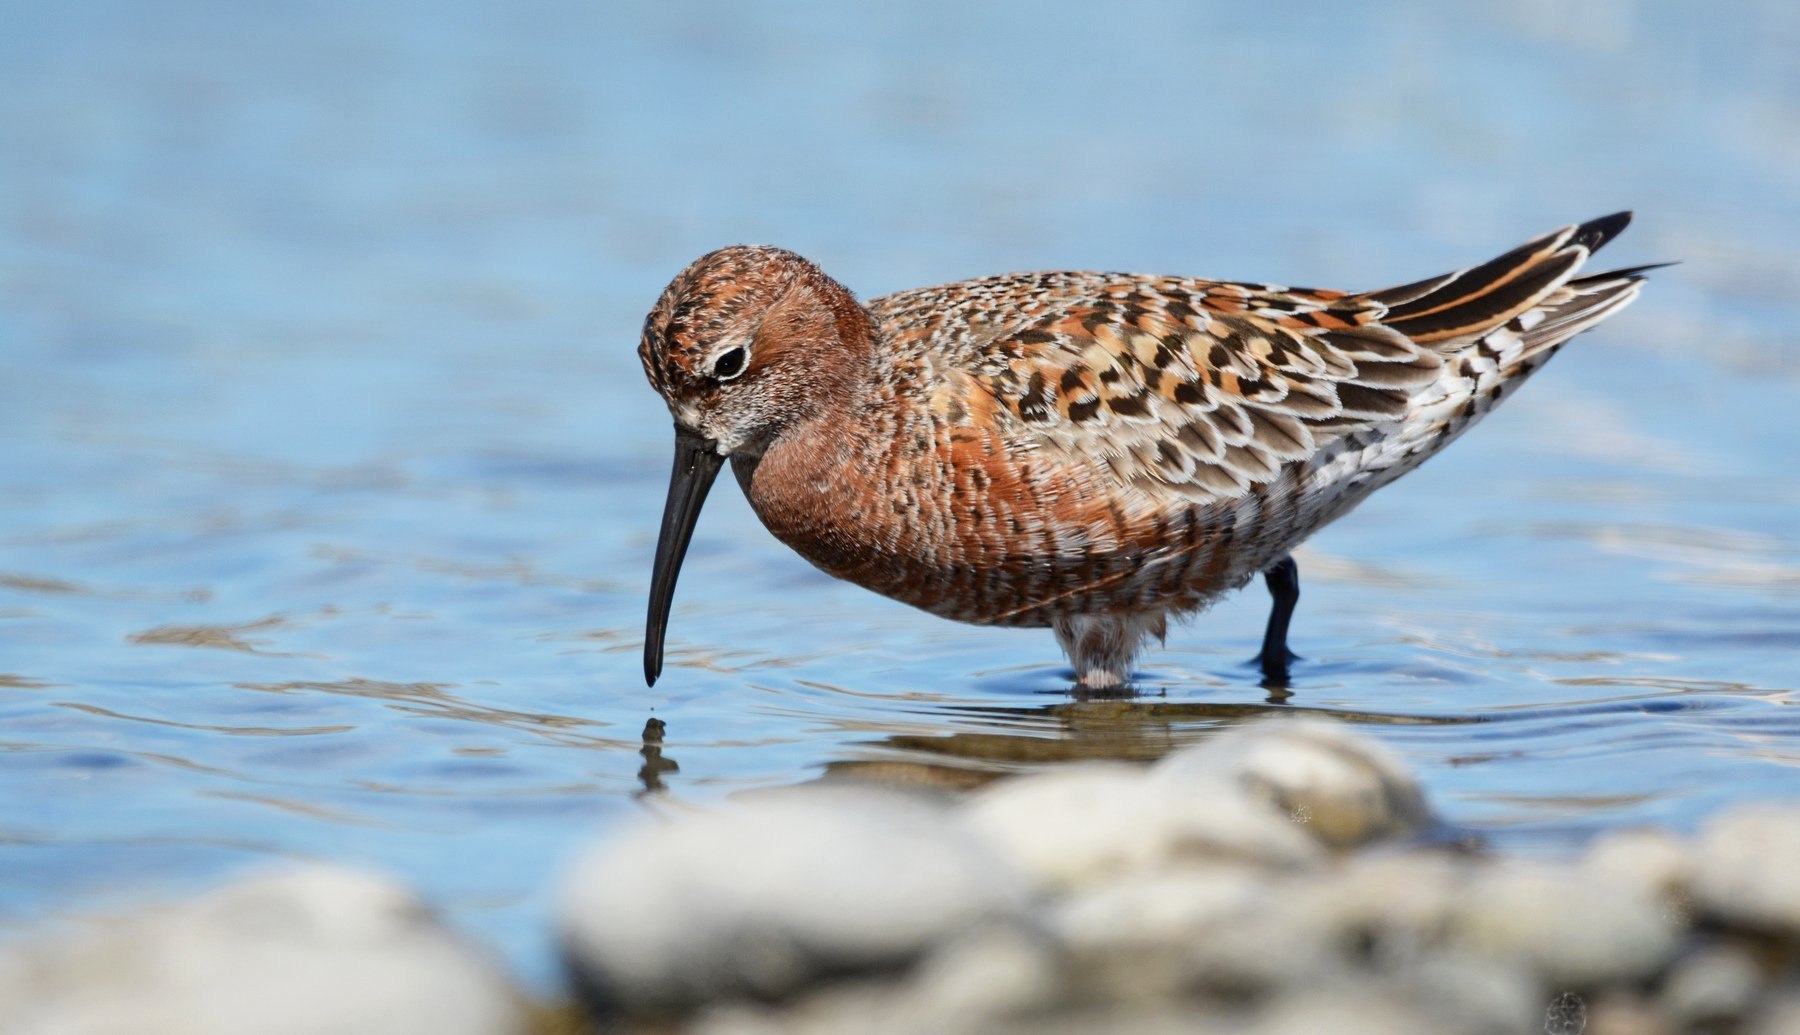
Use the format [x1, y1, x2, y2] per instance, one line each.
[1260, 679, 1295, 705]
[820, 692, 1480, 792]
[636, 717, 680, 796]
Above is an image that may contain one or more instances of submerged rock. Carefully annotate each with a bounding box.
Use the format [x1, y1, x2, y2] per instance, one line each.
[557, 785, 1030, 1018]
[0, 866, 527, 1035]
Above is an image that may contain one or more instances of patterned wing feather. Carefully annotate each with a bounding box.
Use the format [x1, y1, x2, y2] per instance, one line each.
[958, 284, 1439, 502]
[958, 212, 1642, 504]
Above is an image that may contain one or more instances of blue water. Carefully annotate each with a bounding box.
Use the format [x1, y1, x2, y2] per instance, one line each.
[3, 0, 1797, 992]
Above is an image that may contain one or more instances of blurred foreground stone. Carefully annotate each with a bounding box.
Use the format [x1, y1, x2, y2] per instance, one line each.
[9, 722, 1797, 1034]
[560, 719, 1800, 1035]
[0, 866, 529, 1035]
[557, 785, 1030, 1017]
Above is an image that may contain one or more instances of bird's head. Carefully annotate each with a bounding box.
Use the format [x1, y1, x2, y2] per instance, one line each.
[636, 245, 872, 685]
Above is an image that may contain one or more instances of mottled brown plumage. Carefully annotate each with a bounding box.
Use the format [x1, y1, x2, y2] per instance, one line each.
[640, 214, 1655, 688]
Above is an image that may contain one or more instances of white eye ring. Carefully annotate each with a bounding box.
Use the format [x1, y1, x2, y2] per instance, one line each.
[710, 346, 749, 381]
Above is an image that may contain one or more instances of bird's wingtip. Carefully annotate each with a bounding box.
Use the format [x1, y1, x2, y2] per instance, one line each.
[1572, 211, 1633, 253]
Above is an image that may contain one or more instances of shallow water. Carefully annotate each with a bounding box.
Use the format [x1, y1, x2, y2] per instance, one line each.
[3, 0, 1798, 991]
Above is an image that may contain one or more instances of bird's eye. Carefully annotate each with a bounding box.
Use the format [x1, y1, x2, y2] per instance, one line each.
[711, 346, 747, 381]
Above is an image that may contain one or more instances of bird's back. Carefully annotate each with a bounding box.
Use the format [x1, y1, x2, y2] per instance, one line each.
[820, 213, 1652, 625]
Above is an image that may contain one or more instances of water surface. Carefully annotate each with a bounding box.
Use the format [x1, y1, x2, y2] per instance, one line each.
[3, 0, 1798, 990]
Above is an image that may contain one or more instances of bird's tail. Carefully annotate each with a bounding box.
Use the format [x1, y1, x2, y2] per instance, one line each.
[1358, 211, 1661, 365]
[1290, 213, 1663, 541]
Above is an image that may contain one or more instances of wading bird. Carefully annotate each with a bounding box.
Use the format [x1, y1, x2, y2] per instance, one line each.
[640, 214, 1655, 689]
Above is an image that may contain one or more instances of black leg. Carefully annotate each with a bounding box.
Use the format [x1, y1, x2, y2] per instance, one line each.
[1254, 554, 1301, 682]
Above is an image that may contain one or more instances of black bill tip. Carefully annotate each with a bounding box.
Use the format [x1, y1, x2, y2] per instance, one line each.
[644, 426, 725, 686]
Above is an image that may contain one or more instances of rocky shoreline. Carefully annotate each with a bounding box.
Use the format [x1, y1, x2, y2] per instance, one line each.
[6, 721, 1798, 1035]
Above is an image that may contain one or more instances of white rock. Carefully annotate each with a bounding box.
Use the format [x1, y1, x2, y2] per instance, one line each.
[0, 867, 526, 1035]
[1050, 869, 1288, 998]
[685, 928, 1061, 1035]
[1281, 849, 1467, 963]
[1749, 993, 1800, 1035]
[1249, 983, 1443, 1035]
[1583, 826, 1695, 928]
[898, 925, 1064, 1027]
[1691, 804, 1800, 933]
[1447, 861, 1680, 987]
[1053, 869, 1269, 954]
[1659, 944, 1766, 1029]
[985, 1004, 1241, 1035]
[558, 785, 1029, 1017]
[1584, 827, 1692, 894]
[689, 981, 917, 1035]
[1394, 952, 1542, 1035]
[962, 762, 1321, 891]
[1175, 888, 1348, 1000]
[1152, 720, 1431, 849]
[1273, 852, 1544, 1032]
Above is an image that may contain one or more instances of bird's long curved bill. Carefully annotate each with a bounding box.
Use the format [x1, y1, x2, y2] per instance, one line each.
[644, 426, 724, 686]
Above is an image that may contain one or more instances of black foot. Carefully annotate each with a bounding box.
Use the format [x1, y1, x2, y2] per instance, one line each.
[1250, 555, 1301, 682]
